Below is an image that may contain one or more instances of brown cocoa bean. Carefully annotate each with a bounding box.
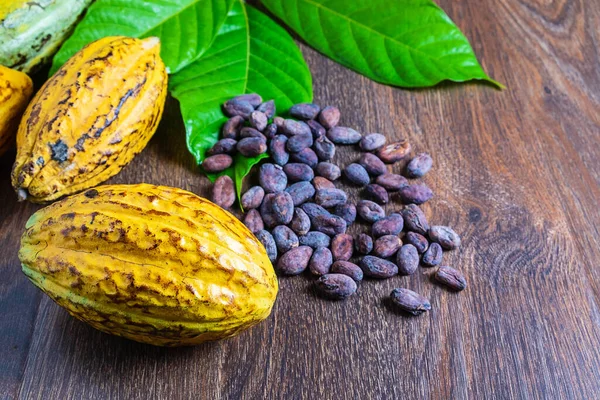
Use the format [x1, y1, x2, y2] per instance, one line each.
[283, 119, 311, 136]
[255, 230, 277, 262]
[257, 100, 276, 118]
[260, 192, 294, 228]
[223, 98, 254, 118]
[241, 186, 265, 210]
[232, 93, 262, 107]
[285, 181, 316, 206]
[360, 256, 398, 278]
[313, 136, 336, 161]
[311, 214, 347, 236]
[396, 244, 419, 275]
[299, 231, 331, 249]
[264, 123, 278, 139]
[318, 106, 340, 129]
[331, 261, 363, 282]
[435, 266, 467, 291]
[290, 147, 318, 168]
[290, 208, 311, 236]
[237, 137, 267, 157]
[207, 138, 237, 156]
[375, 173, 408, 192]
[203, 154, 233, 173]
[429, 226, 461, 250]
[277, 246, 313, 275]
[243, 209, 264, 233]
[249, 110, 268, 131]
[404, 231, 428, 253]
[390, 288, 431, 315]
[357, 200, 385, 223]
[287, 133, 314, 153]
[327, 126, 362, 144]
[359, 133, 386, 152]
[273, 116, 285, 129]
[315, 188, 348, 208]
[212, 175, 235, 208]
[359, 153, 387, 176]
[398, 183, 433, 205]
[355, 233, 373, 255]
[290, 103, 321, 120]
[313, 176, 335, 190]
[331, 233, 354, 261]
[343, 163, 370, 186]
[284, 163, 315, 182]
[372, 213, 404, 238]
[365, 184, 389, 204]
[376, 140, 411, 163]
[406, 152, 433, 178]
[315, 273, 357, 300]
[259, 163, 287, 193]
[315, 162, 341, 181]
[372, 235, 401, 258]
[300, 203, 329, 219]
[309, 247, 333, 276]
[272, 225, 299, 253]
[307, 120, 326, 139]
[240, 127, 267, 140]
[401, 204, 429, 234]
[422, 242, 443, 267]
[222, 115, 244, 139]
[269, 135, 289, 166]
[333, 202, 356, 225]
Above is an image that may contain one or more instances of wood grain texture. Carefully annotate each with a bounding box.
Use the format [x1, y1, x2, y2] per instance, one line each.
[1, 0, 599, 398]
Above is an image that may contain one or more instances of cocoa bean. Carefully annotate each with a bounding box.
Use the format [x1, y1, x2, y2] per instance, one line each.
[307, 120, 326, 139]
[290, 208, 311, 236]
[260, 192, 294, 227]
[287, 133, 314, 153]
[290, 103, 321, 120]
[237, 137, 267, 157]
[331, 261, 363, 282]
[327, 126, 362, 144]
[277, 246, 313, 275]
[290, 148, 318, 168]
[207, 138, 237, 156]
[309, 247, 333, 276]
[300, 203, 330, 219]
[269, 135, 289, 166]
[222, 115, 244, 139]
[376, 140, 411, 163]
[299, 231, 331, 249]
[355, 233, 373, 255]
[272, 225, 300, 253]
[315, 274, 357, 300]
[331, 233, 354, 261]
[257, 100, 276, 119]
[273, 116, 285, 129]
[259, 163, 287, 193]
[240, 127, 267, 140]
[212, 175, 235, 208]
[398, 183, 433, 205]
[390, 288, 430, 315]
[311, 214, 347, 236]
[249, 111, 268, 131]
[284, 163, 315, 182]
[313, 176, 336, 190]
[359, 153, 387, 176]
[223, 98, 254, 118]
[365, 183, 389, 204]
[360, 256, 398, 278]
[372, 213, 404, 238]
[357, 200, 385, 223]
[203, 154, 233, 173]
[255, 230, 277, 262]
[264, 123, 278, 139]
[375, 173, 408, 192]
[406, 152, 433, 178]
[243, 209, 264, 233]
[434, 266, 467, 291]
[241, 186, 265, 210]
[359, 133, 386, 152]
[396, 244, 419, 275]
[428, 226, 461, 250]
[404, 231, 428, 253]
[422, 242, 443, 267]
[315, 188, 348, 208]
[285, 181, 316, 206]
[315, 162, 341, 181]
[343, 163, 370, 186]
[372, 235, 401, 258]
[313, 137, 336, 161]
[401, 204, 429, 234]
[283, 119, 311, 136]
[232, 93, 262, 107]
[333, 202, 356, 225]
[318, 106, 340, 129]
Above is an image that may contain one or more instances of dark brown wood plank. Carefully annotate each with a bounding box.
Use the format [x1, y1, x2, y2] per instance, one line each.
[1, 0, 599, 398]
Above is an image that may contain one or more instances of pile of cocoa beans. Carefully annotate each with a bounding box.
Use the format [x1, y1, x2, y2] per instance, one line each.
[205, 94, 467, 316]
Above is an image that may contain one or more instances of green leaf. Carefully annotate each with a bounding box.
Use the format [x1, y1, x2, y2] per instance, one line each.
[170, 0, 312, 201]
[262, 0, 503, 88]
[49, 0, 235, 75]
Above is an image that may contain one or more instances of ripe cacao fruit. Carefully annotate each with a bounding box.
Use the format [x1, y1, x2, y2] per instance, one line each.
[0, 65, 33, 156]
[0, 0, 93, 73]
[12, 36, 168, 203]
[19, 184, 279, 346]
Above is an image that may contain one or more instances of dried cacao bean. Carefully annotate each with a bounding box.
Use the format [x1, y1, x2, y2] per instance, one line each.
[283, 119, 311, 137]
[406, 152, 433, 178]
[315, 162, 341, 181]
[259, 163, 287, 193]
[309, 247, 333, 276]
[240, 127, 267, 140]
[287, 133, 314, 153]
[357, 200, 385, 223]
[428, 226, 461, 250]
[241, 186, 265, 210]
[331, 261, 363, 282]
[307, 120, 326, 140]
[396, 244, 419, 275]
[434, 266, 467, 291]
[260, 192, 294, 228]
[390, 288, 430, 316]
[359, 133, 386, 152]
[284, 163, 314, 182]
[232, 93, 262, 107]
[376, 140, 411, 163]
[313, 136, 336, 161]
[360, 256, 398, 279]
[401, 204, 429, 234]
[249, 111, 268, 131]
[422, 242, 443, 267]
[257, 100, 276, 119]
[327, 127, 362, 144]
[331, 233, 354, 261]
[299, 231, 331, 249]
[372, 213, 404, 238]
[344, 163, 370, 186]
[269, 135, 289, 166]
[255, 230, 277, 262]
[398, 183, 433, 205]
[315, 188, 348, 208]
[290, 208, 311, 236]
[333, 203, 356, 225]
[355, 233, 373, 255]
[212, 175, 235, 208]
[372, 235, 401, 258]
[290, 103, 320, 120]
[207, 138, 237, 156]
[365, 183, 389, 204]
[272, 225, 300, 253]
[375, 173, 408, 192]
[290, 147, 318, 168]
[277, 246, 313, 275]
[237, 137, 267, 157]
[404, 231, 429, 253]
[203, 154, 233, 173]
[311, 214, 347, 236]
[359, 153, 387, 176]
[315, 274, 357, 300]
[285, 181, 316, 206]
[223, 98, 254, 118]
[222, 115, 244, 139]
[243, 209, 264, 233]
[313, 176, 335, 190]
[318, 106, 340, 129]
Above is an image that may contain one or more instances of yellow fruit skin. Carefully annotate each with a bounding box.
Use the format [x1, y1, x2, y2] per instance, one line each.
[19, 184, 279, 346]
[0, 65, 33, 156]
[11, 36, 168, 203]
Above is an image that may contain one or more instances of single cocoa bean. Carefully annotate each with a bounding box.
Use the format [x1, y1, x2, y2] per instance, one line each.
[232, 93, 262, 107]
[207, 138, 237, 156]
[422, 242, 443, 267]
[264, 123, 278, 139]
[315, 273, 357, 300]
[300, 203, 329, 219]
[203, 154, 233, 173]
[287, 133, 314, 153]
[359, 133, 386, 152]
[285, 181, 316, 206]
[331, 233, 354, 261]
[401, 204, 429, 234]
[377, 140, 411, 163]
[284, 163, 315, 182]
[283, 119, 311, 136]
[311, 214, 347, 236]
[259, 163, 287, 193]
[327, 126, 362, 144]
[307, 120, 326, 140]
[360, 256, 398, 278]
[372, 235, 401, 258]
[396, 244, 419, 275]
[375, 173, 408, 192]
[357, 200, 385, 223]
[223, 98, 254, 118]
[406, 152, 433, 178]
[398, 183, 433, 205]
[290, 103, 321, 120]
[372, 213, 404, 238]
[241, 186, 265, 210]
[315, 162, 341, 181]
[269, 135, 289, 166]
[333, 202, 356, 225]
[299, 231, 331, 249]
[249, 110, 268, 131]
[257, 100, 276, 119]
[255, 230, 277, 262]
[212, 175, 235, 208]
[344, 163, 370, 186]
[434, 266, 467, 291]
[290, 147, 318, 168]
[260, 192, 294, 227]
[272, 225, 300, 253]
[290, 208, 311, 236]
[222, 115, 244, 139]
[315, 188, 348, 208]
[428, 226, 461, 250]
[243, 209, 264, 233]
[313, 136, 336, 161]
[365, 183, 389, 204]
[240, 127, 267, 140]
[309, 247, 333, 276]
[331, 261, 363, 282]
[313, 176, 335, 190]
[390, 288, 431, 315]
[277, 246, 313, 275]
[355, 233, 373, 255]
[404, 231, 428, 253]
[318, 106, 340, 129]
[273, 116, 285, 129]
[237, 137, 267, 157]
[359, 153, 387, 176]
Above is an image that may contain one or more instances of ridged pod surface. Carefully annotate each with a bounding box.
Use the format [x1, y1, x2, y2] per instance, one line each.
[0, 65, 33, 156]
[0, 0, 93, 73]
[19, 184, 279, 346]
[11, 36, 167, 203]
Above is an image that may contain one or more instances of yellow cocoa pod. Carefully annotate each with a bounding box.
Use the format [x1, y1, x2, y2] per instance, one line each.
[12, 36, 167, 203]
[0, 65, 33, 156]
[19, 184, 279, 346]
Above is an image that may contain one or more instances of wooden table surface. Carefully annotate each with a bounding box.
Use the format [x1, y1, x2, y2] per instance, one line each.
[1, 1, 599, 399]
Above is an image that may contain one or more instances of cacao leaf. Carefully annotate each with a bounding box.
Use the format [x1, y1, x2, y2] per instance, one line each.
[50, 0, 235, 75]
[262, 0, 503, 88]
